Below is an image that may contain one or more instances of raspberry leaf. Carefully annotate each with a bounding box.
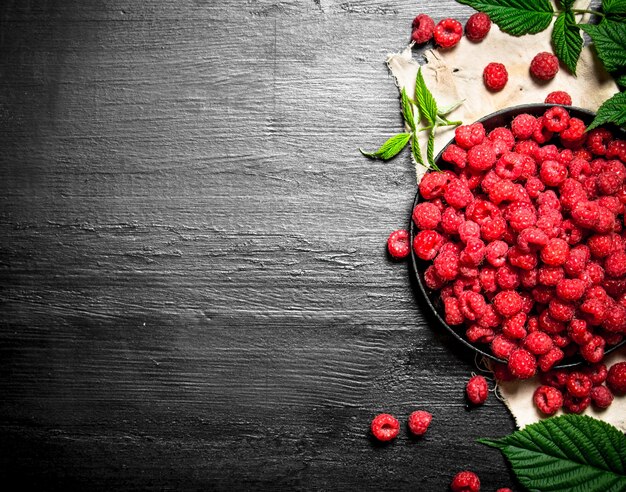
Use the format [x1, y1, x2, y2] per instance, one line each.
[360, 132, 411, 160]
[561, 0, 575, 8]
[456, 0, 554, 36]
[617, 75, 626, 87]
[415, 67, 438, 126]
[603, 0, 626, 17]
[437, 99, 465, 117]
[552, 10, 583, 74]
[427, 127, 436, 169]
[579, 20, 626, 73]
[411, 131, 424, 167]
[587, 91, 626, 131]
[479, 415, 626, 492]
[401, 87, 416, 132]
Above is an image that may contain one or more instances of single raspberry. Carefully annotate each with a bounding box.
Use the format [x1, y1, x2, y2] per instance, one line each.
[580, 335, 606, 363]
[485, 240, 509, 267]
[508, 348, 537, 379]
[556, 279, 586, 302]
[489, 127, 516, 150]
[506, 201, 537, 231]
[531, 285, 556, 305]
[516, 139, 540, 157]
[511, 114, 537, 140]
[559, 179, 587, 212]
[540, 160, 568, 187]
[413, 230, 445, 260]
[419, 171, 450, 199]
[605, 159, 626, 180]
[605, 252, 626, 278]
[559, 220, 583, 246]
[455, 123, 486, 150]
[538, 266, 564, 286]
[495, 152, 524, 180]
[434, 251, 460, 281]
[606, 139, 626, 162]
[598, 171, 621, 196]
[543, 106, 570, 133]
[451, 471, 480, 492]
[434, 18, 463, 48]
[606, 362, 626, 395]
[539, 310, 565, 334]
[467, 143, 497, 172]
[481, 170, 502, 194]
[461, 238, 486, 267]
[459, 291, 487, 321]
[489, 179, 517, 204]
[566, 372, 592, 397]
[466, 199, 499, 225]
[465, 12, 491, 41]
[520, 268, 538, 288]
[523, 331, 553, 355]
[496, 264, 520, 290]
[569, 158, 592, 181]
[533, 385, 563, 416]
[466, 375, 489, 405]
[413, 202, 442, 230]
[517, 227, 549, 252]
[444, 297, 464, 325]
[598, 196, 623, 215]
[540, 238, 569, 266]
[496, 489, 513, 492]
[424, 265, 446, 290]
[530, 52, 559, 81]
[458, 220, 481, 243]
[411, 14, 435, 44]
[407, 410, 432, 436]
[603, 303, 626, 333]
[441, 207, 465, 236]
[552, 333, 570, 348]
[563, 394, 591, 414]
[483, 62, 508, 91]
[525, 177, 545, 199]
[491, 334, 518, 360]
[549, 298, 575, 322]
[478, 267, 497, 293]
[445, 178, 474, 209]
[538, 347, 565, 372]
[590, 385, 614, 409]
[573, 148, 593, 161]
[466, 325, 495, 343]
[508, 246, 538, 271]
[442, 143, 468, 168]
[480, 217, 507, 242]
[588, 234, 619, 259]
[370, 414, 400, 442]
[561, 118, 587, 146]
[503, 312, 527, 339]
[558, 148, 574, 165]
[545, 91, 572, 106]
[582, 363, 608, 385]
[387, 229, 411, 259]
[586, 128, 612, 156]
[532, 117, 554, 144]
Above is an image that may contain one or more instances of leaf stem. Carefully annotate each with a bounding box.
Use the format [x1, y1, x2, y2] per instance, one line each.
[571, 9, 604, 17]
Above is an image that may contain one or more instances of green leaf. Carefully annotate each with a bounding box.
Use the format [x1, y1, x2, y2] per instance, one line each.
[617, 74, 626, 87]
[603, 0, 626, 16]
[437, 99, 465, 116]
[401, 87, 416, 132]
[552, 11, 583, 74]
[560, 0, 575, 9]
[415, 68, 438, 126]
[427, 127, 436, 169]
[412, 132, 424, 167]
[580, 20, 626, 73]
[456, 0, 554, 36]
[479, 415, 626, 492]
[588, 91, 626, 130]
[360, 133, 411, 160]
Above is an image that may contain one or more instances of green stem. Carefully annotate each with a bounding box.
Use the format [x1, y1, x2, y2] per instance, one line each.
[419, 126, 434, 132]
[571, 9, 604, 17]
[443, 120, 462, 127]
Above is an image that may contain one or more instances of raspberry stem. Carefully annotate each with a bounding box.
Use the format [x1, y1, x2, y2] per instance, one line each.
[570, 9, 604, 17]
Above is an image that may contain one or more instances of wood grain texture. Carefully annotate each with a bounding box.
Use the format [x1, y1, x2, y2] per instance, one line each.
[0, 0, 584, 489]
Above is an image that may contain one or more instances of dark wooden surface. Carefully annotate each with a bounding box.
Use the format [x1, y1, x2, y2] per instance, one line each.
[0, 1, 527, 490]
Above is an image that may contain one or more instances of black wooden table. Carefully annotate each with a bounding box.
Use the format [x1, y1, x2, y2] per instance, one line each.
[1, 1, 523, 490]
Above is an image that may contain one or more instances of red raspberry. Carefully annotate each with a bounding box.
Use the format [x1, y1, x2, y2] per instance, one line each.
[489, 127, 515, 150]
[586, 128, 612, 156]
[424, 265, 446, 290]
[533, 385, 563, 416]
[435, 252, 460, 281]
[503, 312, 527, 339]
[559, 178, 586, 211]
[548, 298, 575, 322]
[531, 285, 555, 305]
[539, 310, 565, 333]
[556, 279, 586, 302]
[481, 170, 502, 194]
[465, 12, 491, 41]
[479, 267, 498, 293]
[387, 229, 411, 259]
[370, 414, 400, 442]
[489, 179, 517, 204]
[525, 177, 545, 199]
[508, 246, 538, 271]
[419, 171, 450, 199]
[520, 268, 538, 288]
[598, 196, 623, 215]
[459, 291, 487, 321]
[483, 62, 508, 91]
[570, 158, 592, 181]
[605, 252, 626, 278]
[455, 123, 486, 150]
[552, 333, 570, 348]
[540, 238, 569, 266]
[467, 143, 497, 172]
[559, 220, 583, 246]
[411, 14, 435, 44]
[407, 410, 432, 436]
[442, 143, 468, 168]
[558, 149, 574, 165]
[506, 201, 537, 231]
[542, 369, 569, 388]
[413, 230, 445, 260]
[413, 202, 442, 230]
[533, 117, 554, 144]
[511, 114, 537, 140]
[605, 159, 626, 180]
[540, 160, 568, 187]
[598, 171, 621, 196]
[491, 362, 515, 381]
[603, 303, 626, 333]
[563, 394, 591, 414]
[434, 18, 463, 48]
[590, 385, 614, 408]
[580, 335, 606, 363]
[461, 238, 486, 266]
[445, 178, 474, 209]
[606, 139, 626, 162]
[508, 348, 537, 379]
[441, 207, 465, 235]
[491, 334, 518, 360]
[458, 220, 481, 243]
[495, 152, 524, 180]
[573, 148, 593, 161]
[486, 241, 508, 268]
[444, 297, 464, 325]
[466, 325, 495, 343]
[496, 264, 520, 290]
[518, 227, 549, 252]
[588, 233, 620, 259]
[466, 375, 489, 405]
[516, 139, 540, 157]
[466, 199, 499, 225]
[538, 347, 564, 372]
[545, 91, 572, 106]
[480, 217, 507, 242]
[543, 106, 570, 133]
[566, 371, 592, 397]
[561, 118, 587, 146]
[583, 363, 608, 385]
[496, 488, 513, 492]
[523, 331, 553, 355]
[530, 52, 559, 81]
[607, 362, 626, 395]
[450, 471, 480, 492]
[538, 266, 564, 286]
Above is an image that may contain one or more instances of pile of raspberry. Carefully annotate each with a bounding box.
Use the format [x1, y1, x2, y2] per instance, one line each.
[412, 105, 626, 387]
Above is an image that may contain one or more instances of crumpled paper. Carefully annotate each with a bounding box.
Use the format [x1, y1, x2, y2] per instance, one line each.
[386, 1, 626, 431]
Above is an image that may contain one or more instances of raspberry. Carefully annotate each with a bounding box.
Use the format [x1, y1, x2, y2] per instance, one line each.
[503, 312, 527, 339]
[496, 264, 520, 290]
[370, 414, 400, 442]
[508, 348, 537, 379]
[465, 12, 491, 41]
[495, 152, 525, 180]
[566, 371, 592, 397]
[532, 117, 554, 144]
[489, 127, 516, 150]
[496, 489, 513, 492]
[545, 91, 572, 106]
[489, 179, 517, 204]
[539, 310, 565, 333]
[413, 230, 445, 260]
[459, 291, 487, 320]
[441, 207, 465, 235]
[602, 303, 626, 333]
[491, 334, 518, 360]
[588, 233, 619, 259]
[586, 128, 612, 156]
[532, 285, 555, 305]
[466, 199, 499, 225]
[572, 202, 603, 231]
[556, 278, 586, 302]
[466, 325, 495, 343]
[506, 202, 537, 231]
[598, 171, 621, 196]
[455, 123, 486, 150]
[480, 217, 507, 242]
[538, 347, 564, 372]
[549, 298, 575, 322]
[520, 268, 538, 288]
[537, 266, 564, 286]
[539, 160, 568, 187]
[511, 114, 537, 140]
[481, 170, 502, 194]
[516, 139, 540, 158]
[559, 178, 586, 212]
[466, 375, 489, 405]
[543, 106, 570, 133]
[387, 229, 411, 259]
[508, 246, 538, 271]
[413, 202, 442, 230]
[517, 227, 549, 252]
[607, 362, 626, 395]
[561, 118, 587, 146]
[573, 148, 592, 161]
[485, 240, 508, 267]
[605, 251, 626, 278]
[583, 363, 608, 385]
[442, 143, 468, 168]
[530, 52, 559, 81]
[445, 178, 474, 209]
[606, 139, 626, 162]
[434, 250, 460, 281]
[540, 238, 569, 266]
[559, 220, 583, 245]
[580, 335, 605, 363]
[434, 18, 463, 48]
[459, 220, 481, 243]
[467, 143, 497, 172]
[424, 265, 446, 290]
[533, 385, 563, 416]
[460, 238, 486, 266]
[407, 410, 432, 436]
[492, 362, 515, 381]
[523, 331, 553, 355]
[525, 177, 545, 199]
[483, 62, 508, 91]
[552, 333, 570, 348]
[444, 296, 464, 325]
[419, 171, 450, 199]
[450, 471, 481, 492]
[558, 149, 574, 165]
[479, 267, 497, 293]
[411, 14, 435, 44]
[563, 394, 591, 414]
[598, 196, 623, 215]
[590, 385, 614, 409]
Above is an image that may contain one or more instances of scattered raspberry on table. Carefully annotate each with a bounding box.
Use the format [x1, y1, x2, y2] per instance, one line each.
[465, 12, 491, 42]
[411, 14, 435, 44]
[434, 18, 463, 49]
[530, 52, 559, 81]
[450, 470, 481, 492]
[483, 63, 508, 92]
[466, 375, 489, 405]
[407, 410, 432, 436]
[370, 413, 400, 442]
